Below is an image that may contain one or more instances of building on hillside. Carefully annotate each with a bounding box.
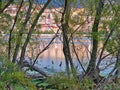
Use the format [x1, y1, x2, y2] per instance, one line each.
[37, 8, 58, 33]
[4, 4, 59, 33]
[3, 4, 96, 33]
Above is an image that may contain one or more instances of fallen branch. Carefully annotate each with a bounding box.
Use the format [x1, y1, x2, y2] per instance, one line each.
[22, 62, 49, 77]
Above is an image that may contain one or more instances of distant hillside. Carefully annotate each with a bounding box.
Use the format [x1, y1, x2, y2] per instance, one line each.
[1, 0, 82, 8]
[35, 0, 82, 8]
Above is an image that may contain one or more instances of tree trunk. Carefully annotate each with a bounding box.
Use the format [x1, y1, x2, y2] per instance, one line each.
[12, 0, 32, 63]
[86, 0, 104, 79]
[8, 0, 23, 60]
[61, 0, 75, 75]
[18, 0, 51, 66]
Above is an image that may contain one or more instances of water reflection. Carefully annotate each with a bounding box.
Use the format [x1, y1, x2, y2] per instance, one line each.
[0, 34, 116, 76]
[25, 35, 91, 72]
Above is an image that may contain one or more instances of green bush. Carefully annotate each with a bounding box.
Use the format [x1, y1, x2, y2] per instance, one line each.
[103, 80, 120, 90]
[0, 56, 35, 90]
[46, 72, 94, 90]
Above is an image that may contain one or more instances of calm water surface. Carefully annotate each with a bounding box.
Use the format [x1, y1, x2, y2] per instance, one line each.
[25, 34, 115, 76]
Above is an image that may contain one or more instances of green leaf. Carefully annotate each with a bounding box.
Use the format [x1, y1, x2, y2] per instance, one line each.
[37, 82, 50, 87]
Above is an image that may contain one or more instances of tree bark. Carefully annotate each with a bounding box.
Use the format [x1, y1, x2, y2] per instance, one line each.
[86, 0, 104, 78]
[19, 0, 51, 66]
[23, 62, 49, 77]
[12, 0, 33, 63]
[61, 0, 75, 75]
[8, 0, 24, 60]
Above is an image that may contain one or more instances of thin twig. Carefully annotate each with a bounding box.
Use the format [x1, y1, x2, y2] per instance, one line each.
[0, 0, 14, 14]
[8, 0, 24, 59]
[71, 35, 86, 73]
[32, 29, 59, 66]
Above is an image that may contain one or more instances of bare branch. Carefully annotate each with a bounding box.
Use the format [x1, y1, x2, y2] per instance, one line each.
[0, 0, 14, 14]
[23, 62, 49, 77]
[8, 0, 24, 59]
[96, 20, 119, 68]
[32, 29, 59, 66]
[71, 35, 86, 73]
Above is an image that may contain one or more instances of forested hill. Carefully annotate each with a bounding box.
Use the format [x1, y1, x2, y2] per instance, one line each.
[1, 0, 82, 8]
[35, 0, 82, 8]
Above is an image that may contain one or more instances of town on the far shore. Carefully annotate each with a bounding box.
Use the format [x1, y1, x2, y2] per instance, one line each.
[3, 3, 96, 34]
[1, 0, 115, 36]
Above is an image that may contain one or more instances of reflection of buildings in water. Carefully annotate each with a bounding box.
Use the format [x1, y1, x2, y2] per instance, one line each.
[71, 44, 90, 60]
[49, 44, 64, 60]
[26, 37, 91, 61]
[54, 43, 58, 60]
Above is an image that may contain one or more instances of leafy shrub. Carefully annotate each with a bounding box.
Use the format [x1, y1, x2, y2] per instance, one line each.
[46, 72, 94, 90]
[103, 80, 120, 90]
[0, 56, 36, 90]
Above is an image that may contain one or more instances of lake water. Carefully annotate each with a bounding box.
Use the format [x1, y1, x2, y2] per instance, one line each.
[25, 34, 116, 76]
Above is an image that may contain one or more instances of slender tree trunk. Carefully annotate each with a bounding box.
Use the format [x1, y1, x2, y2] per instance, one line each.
[19, 0, 51, 66]
[12, 0, 33, 63]
[8, 0, 24, 60]
[61, 0, 75, 75]
[86, 0, 104, 78]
